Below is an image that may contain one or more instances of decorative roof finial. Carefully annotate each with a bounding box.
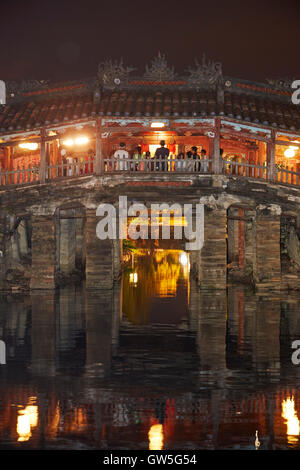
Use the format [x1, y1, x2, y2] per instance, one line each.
[144, 52, 177, 81]
[97, 59, 135, 89]
[187, 55, 223, 88]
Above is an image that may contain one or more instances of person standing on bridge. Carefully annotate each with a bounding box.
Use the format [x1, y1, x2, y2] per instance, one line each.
[201, 149, 208, 173]
[154, 140, 169, 171]
[191, 146, 201, 172]
[114, 142, 129, 171]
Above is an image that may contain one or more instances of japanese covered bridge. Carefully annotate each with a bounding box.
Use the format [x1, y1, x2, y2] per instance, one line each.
[1, 54, 300, 292]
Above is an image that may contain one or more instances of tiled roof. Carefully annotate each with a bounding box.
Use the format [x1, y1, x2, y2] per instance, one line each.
[0, 81, 300, 134]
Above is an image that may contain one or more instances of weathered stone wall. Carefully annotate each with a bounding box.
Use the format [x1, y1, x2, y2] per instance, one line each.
[59, 216, 76, 274]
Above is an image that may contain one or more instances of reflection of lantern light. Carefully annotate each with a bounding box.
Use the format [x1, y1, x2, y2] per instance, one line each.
[148, 424, 164, 450]
[17, 404, 38, 442]
[17, 413, 31, 442]
[284, 148, 296, 158]
[282, 397, 300, 443]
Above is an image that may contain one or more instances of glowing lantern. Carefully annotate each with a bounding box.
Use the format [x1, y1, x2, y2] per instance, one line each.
[151, 122, 165, 128]
[75, 136, 89, 145]
[284, 146, 298, 158]
[63, 136, 89, 147]
[19, 142, 38, 151]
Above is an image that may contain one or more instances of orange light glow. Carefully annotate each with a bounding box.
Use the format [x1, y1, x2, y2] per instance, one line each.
[17, 402, 38, 442]
[151, 122, 165, 128]
[19, 142, 38, 151]
[63, 136, 89, 147]
[148, 424, 164, 450]
[282, 397, 300, 444]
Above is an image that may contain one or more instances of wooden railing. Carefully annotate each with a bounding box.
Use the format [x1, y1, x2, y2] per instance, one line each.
[46, 157, 94, 180]
[275, 166, 300, 185]
[0, 165, 39, 186]
[223, 160, 268, 180]
[103, 157, 213, 173]
[1, 156, 300, 188]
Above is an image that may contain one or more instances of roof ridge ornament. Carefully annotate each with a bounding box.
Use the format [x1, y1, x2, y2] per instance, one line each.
[187, 55, 223, 88]
[97, 59, 135, 89]
[7, 79, 50, 98]
[265, 77, 295, 91]
[144, 52, 177, 81]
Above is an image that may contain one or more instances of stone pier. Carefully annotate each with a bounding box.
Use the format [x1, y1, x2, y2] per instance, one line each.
[30, 215, 56, 290]
[197, 207, 227, 290]
[59, 216, 76, 274]
[254, 205, 281, 290]
[85, 209, 114, 289]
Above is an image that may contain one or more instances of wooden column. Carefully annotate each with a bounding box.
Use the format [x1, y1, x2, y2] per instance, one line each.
[39, 128, 46, 183]
[212, 118, 221, 174]
[95, 118, 103, 175]
[267, 130, 276, 181]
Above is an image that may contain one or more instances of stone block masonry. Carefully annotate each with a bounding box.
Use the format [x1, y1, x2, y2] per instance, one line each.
[85, 209, 113, 289]
[254, 206, 281, 291]
[197, 207, 227, 290]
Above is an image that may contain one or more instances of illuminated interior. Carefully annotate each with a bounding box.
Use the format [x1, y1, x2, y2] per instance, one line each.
[122, 249, 190, 325]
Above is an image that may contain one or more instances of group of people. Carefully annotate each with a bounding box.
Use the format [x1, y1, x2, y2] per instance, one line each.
[112, 140, 210, 172]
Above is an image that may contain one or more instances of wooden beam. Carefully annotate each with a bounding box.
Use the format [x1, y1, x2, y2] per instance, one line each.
[0, 134, 61, 148]
[212, 118, 221, 174]
[95, 118, 102, 175]
[275, 139, 300, 147]
[267, 129, 276, 181]
[221, 127, 271, 144]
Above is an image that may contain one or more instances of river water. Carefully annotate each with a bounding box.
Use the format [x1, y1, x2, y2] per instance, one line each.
[1, 248, 300, 450]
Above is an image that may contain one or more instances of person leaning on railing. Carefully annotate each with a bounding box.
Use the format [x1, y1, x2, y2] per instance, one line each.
[133, 145, 146, 171]
[176, 152, 185, 172]
[186, 151, 193, 172]
[191, 146, 201, 172]
[201, 149, 208, 172]
[144, 151, 151, 171]
[113, 142, 129, 171]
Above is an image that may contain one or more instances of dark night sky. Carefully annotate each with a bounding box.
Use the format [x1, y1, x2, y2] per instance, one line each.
[1, 0, 300, 83]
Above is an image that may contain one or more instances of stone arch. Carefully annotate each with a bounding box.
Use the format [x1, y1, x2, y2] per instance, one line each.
[0, 210, 32, 290]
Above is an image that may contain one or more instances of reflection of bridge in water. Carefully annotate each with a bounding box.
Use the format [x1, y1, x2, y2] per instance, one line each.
[1, 281, 300, 449]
